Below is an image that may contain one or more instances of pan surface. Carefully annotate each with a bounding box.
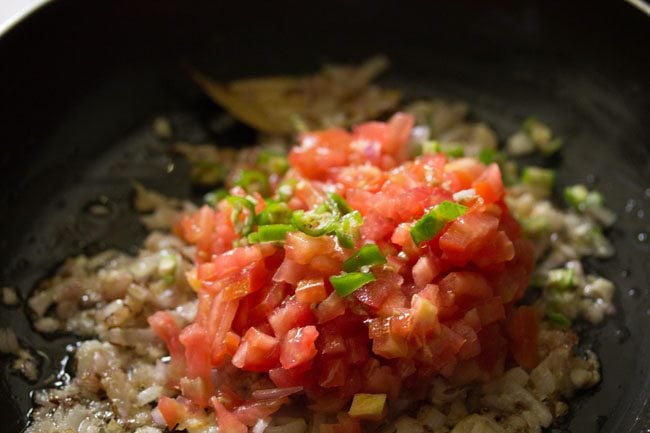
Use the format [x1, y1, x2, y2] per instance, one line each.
[0, 1, 649, 432]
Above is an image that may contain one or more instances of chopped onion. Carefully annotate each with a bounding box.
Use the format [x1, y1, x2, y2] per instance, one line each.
[252, 386, 303, 400]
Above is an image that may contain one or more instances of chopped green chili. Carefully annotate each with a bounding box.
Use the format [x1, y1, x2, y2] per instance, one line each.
[335, 211, 363, 249]
[330, 272, 376, 297]
[256, 150, 289, 176]
[410, 200, 468, 245]
[292, 209, 338, 237]
[478, 148, 496, 164]
[257, 201, 293, 225]
[440, 143, 464, 158]
[232, 169, 270, 196]
[328, 192, 353, 215]
[255, 224, 295, 242]
[226, 196, 256, 236]
[343, 244, 387, 272]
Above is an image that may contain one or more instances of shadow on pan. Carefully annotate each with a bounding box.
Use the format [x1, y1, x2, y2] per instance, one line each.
[0, 0, 649, 432]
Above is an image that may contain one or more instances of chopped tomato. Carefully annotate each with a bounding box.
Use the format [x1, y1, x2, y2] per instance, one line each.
[231, 327, 280, 372]
[160, 115, 536, 426]
[508, 306, 540, 369]
[280, 326, 319, 369]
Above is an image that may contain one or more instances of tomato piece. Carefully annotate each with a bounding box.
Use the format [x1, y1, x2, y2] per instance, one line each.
[452, 321, 481, 360]
[319, 356, 348, 388]
[211, 245, 265, 280]
[180, 376, 212, 408]
[508, 306, 540, 370]
[289, 129, 352, 180]
[360, 211, 395, 243]
[178, 323, 212, 384]
[269, 365, 307, 388]
[438, 272, 493, 308]
[211, 397, 248, 433]
[286, 231, 338, 265]
[231, 327, 280, 372]
[268, 297, 314, 337]
[316, 291, 347, 324]
[280, 326, 319, 369]
[475, 296, 506, 326]
[412, 255, 442, 288]
[476, 323, 507, 378]
[148, 311, 184, 362]
[157, 396, 190, 430]
[295, 277, 328, 304]
[439, 212, 499, 264]
[472, 163, 504, 204]
[353, 269, 402, 309]
[472, 230, 515, 269]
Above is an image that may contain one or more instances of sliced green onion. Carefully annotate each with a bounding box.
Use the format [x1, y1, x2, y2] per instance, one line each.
[330, 272, 376, 297]
[336, 211, 363, 249]
[564, 184, 603, 212]
[328, 192, 353, 215]
[232, 169, 270, 196]
[203, 188, 228, 207]
[292, 209, 337, 237]
[227, 196, 256, 236]
[257, 201, 293, 225]
[547, 311, 571, 328]
[256, 150, 289, 176]
[255, 224, 295, 242]
[410, 200, 468, 245]
[547, 268, 575, 291]
[343, 244, 387, 272]
[422, 140, 441, 155]
[521, 167, 555, 194]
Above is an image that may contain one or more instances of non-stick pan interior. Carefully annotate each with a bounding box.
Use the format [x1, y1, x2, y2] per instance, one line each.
[0, 1, 648, 432]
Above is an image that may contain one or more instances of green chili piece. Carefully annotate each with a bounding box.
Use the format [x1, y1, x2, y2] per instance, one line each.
[292, 209, 338, 237]
[257, 201, 293, 225]
[256, 150, 289, 176]
[255, 224, 295, 242]
[328, 192, 353, 215]
[232, 169, 270, 196]
[343, 244, 387, 272]
[564, 184, 603, 212]
[410, 200, 468, 245]
[227, 196, 256, 236]
[336, 211, 363, 249]
[330, 272, 376, 297]
[478, 148, 496, 164]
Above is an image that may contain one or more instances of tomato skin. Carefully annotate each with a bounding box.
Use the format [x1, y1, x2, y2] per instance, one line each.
[233, 397, 289, 426]
[508, 306, 540, 369]
[148, 311, 185, 362]
[280, 325, 320, 369]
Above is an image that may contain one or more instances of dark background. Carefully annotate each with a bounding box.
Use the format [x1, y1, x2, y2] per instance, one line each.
[0, 0, 648, 432]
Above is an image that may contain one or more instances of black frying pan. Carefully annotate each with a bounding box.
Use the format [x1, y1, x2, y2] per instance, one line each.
[1, 1, 649, 432]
